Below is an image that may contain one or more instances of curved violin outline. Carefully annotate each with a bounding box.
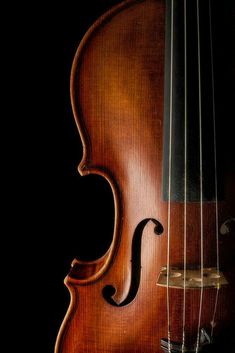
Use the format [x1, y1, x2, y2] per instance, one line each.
[69, 0, 137, 285]
[55, 218, 163, 353]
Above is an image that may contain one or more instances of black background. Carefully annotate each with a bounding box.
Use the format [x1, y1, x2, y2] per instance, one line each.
[10, 1, 121, 352]
[40, 3, 121, 352]
[8, 1, 234, 353]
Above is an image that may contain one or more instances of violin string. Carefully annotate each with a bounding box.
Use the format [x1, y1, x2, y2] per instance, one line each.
[166, 0, 174, 351]
[182, 0, 187, 352]
[209, 0, 220, 338]
[195, 0, 204, 352]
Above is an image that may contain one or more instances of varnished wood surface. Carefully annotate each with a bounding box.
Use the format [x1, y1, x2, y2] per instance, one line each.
[55, 0, 235, 352]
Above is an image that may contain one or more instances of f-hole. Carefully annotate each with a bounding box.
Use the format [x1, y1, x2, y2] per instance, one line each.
[103, 218, 164, 306]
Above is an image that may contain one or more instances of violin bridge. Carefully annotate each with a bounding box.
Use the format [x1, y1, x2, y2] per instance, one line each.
[156, 267, 228, 289]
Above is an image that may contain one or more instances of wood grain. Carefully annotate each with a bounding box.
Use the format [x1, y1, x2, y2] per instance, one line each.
[55, 0, 235, 352]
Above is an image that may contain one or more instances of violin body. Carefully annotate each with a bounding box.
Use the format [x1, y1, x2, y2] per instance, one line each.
[55, 1, 235, 352]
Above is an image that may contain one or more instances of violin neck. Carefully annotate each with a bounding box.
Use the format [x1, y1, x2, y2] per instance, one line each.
[163, 0, 221, 202]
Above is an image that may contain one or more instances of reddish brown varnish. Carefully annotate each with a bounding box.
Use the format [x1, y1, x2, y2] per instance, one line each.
[55, 1, 235, 352]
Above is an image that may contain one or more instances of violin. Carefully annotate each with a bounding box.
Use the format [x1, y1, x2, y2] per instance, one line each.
[55, 0, 235, 352]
